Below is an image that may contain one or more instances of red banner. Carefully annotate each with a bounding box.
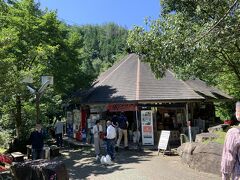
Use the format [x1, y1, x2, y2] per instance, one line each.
[107, 104, 136, 112]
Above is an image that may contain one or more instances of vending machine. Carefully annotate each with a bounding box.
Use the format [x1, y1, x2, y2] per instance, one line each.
[141, 110, 154, 145]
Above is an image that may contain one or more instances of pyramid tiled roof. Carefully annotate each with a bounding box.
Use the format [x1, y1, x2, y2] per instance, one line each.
[83, 54, 232, 103]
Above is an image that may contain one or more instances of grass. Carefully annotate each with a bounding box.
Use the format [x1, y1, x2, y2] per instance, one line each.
[212, 131, 226, 144]
[204, 131, 226, 144]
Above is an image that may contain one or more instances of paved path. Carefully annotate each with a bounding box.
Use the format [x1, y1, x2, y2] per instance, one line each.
[55, 147, 221, 180]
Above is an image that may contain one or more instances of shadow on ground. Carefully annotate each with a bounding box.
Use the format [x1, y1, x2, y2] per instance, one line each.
[54, 147, 154, 179]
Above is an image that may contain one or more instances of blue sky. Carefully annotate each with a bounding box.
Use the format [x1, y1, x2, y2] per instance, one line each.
[38, 0, 161, 29]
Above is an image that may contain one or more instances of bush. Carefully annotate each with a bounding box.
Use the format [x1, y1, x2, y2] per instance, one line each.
[204, 131, 226, 145]
[0, 127, 12, 149]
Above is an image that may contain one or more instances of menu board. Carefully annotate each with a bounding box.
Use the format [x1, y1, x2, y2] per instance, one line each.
[158, 130, 170, 151]
[141, 110, 154, 145]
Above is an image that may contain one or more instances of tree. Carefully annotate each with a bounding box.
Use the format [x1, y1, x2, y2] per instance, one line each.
[79, 23, 128, 75]
[127, 0, 240, 119]
[0, 0, 78, 138]
[128, 0, 240, 95]
[0, 0, 129, 141]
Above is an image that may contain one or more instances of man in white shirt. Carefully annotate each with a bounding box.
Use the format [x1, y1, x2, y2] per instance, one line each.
[106, 120, 116, 161]
[54, 119, 64, 147]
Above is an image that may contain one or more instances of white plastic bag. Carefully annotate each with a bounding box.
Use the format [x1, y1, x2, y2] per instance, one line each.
[100, 156, 106, 164]
[105, 155, 112, 164]
[100, 155, 113, 165]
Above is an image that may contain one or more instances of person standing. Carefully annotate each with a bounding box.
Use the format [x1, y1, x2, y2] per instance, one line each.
[111, 114, 118, 128]
[221, 101, 240, 179]
[54, 118, 64, 147]
[116, 112, 129, 151]
[30, 124, 44, 160]
[92, 120, 103, 159]
[106, 120, 116, 161]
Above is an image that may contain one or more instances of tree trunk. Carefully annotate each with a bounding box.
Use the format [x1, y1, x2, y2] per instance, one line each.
[36, 93, 40, 124]
[16, 95, 22, 139]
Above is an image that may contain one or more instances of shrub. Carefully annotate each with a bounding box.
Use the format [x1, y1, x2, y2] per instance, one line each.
[0, 127, 12, 149]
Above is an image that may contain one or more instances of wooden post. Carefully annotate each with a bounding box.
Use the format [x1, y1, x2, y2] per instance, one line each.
[186, 103, 192, 143]
[36, 93, 40, 124]
[16, 95, 22, 139]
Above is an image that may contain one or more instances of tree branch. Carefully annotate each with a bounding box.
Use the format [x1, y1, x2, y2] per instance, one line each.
[234, 42, 240, 53]
[220, 49, 240, 81]
[193, 0, 239, 44]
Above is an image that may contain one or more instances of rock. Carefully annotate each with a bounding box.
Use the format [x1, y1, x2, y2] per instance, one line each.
[10, 159, 69, 180]
[177, 142, 223, 176]
[177, 142, 198, 165]
[195, 133, 218, 143]
[181, 153, 194, 165]
[190, 153, 221, 175]
[208, 124, 229, 133]
[193, 142, 223, 156]
[191, 142, 223, 175]
[177, 142, 198, 156]
[177, 143, 184, 156]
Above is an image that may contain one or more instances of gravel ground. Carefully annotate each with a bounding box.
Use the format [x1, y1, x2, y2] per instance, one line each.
[55, 147, 221, 180]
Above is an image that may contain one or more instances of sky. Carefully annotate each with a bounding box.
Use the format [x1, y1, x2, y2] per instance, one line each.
[37, 0, 161, 29]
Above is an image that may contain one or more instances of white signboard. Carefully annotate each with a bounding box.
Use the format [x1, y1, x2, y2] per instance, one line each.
[141, 110, 154, 145]
[67, 111, 73, 124]
[158, 130, 170, 151]
[73, 109, 81, 131]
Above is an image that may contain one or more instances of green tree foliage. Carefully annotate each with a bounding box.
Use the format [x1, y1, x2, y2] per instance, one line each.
[76, 23, 128, 75]
[0, 0, 128, 143]
[127, 0, 240, 119]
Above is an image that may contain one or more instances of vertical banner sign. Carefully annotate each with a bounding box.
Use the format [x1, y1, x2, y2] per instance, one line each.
[66, 111, 73, 137]
[141, 110, 154, 145]
[73, 109, 81, 131]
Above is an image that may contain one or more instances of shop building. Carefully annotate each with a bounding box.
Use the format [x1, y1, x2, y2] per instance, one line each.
[66, 54, 232, 146]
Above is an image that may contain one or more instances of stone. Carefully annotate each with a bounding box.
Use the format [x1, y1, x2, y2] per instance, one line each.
[10, 159, 69, 180]
[177, 142, 198, 156]
[193, 141, 223, 156]
[195, 133, 218, 143]
[177, 142, 223, 176]
[190, 142, 223, 175]
[208, 124, 229, 133]
[190, 152, 221, 175]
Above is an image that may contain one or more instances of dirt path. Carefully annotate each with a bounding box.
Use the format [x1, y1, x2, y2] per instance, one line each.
[55, 148, 220, 180]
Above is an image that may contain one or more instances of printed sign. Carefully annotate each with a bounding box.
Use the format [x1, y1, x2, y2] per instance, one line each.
[67, 111, 73, 124]
[107, 104, 136, 112]
[158, 130, 170, 151]
[141, 110, 154, 145]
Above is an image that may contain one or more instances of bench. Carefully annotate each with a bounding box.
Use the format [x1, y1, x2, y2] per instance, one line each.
[11, 152, 24, 162]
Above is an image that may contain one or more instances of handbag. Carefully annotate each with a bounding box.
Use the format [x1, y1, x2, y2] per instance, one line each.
[99, 132, 105, 139]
